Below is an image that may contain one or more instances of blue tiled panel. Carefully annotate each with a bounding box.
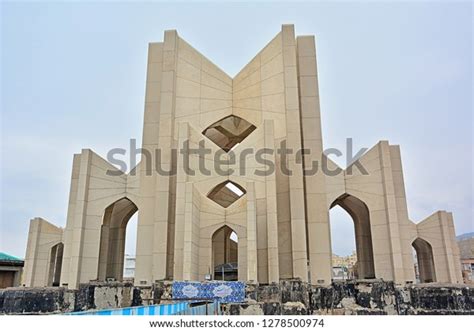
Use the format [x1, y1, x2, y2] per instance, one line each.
[172, 281, 245, 303]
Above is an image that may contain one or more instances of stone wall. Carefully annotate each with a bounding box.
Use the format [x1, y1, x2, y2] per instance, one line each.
[223, 279, 473, 315]
[0, 282, 156, 314]
[0, 279, 472, 315]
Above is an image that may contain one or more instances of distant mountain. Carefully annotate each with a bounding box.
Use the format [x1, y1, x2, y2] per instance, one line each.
[457, 232, 474, 241]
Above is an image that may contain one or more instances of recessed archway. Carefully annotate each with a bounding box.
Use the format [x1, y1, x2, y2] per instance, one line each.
[202, 115, 256, 152]
[412, 238, 436, 283]
[329, 194, 376, 279]
[47, 242, 64, 286]
[212, 225, 238, 281]
[97, 197, 138, 282]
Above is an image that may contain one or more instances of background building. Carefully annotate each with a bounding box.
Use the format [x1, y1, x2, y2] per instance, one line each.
[123, 255, 136, 281]
[0, 253, 24, 288]
[457, 232, 474, 284]
[332, 251, 357, 280]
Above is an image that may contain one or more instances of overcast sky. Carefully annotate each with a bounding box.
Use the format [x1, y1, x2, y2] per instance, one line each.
[1, 1, 472, 258]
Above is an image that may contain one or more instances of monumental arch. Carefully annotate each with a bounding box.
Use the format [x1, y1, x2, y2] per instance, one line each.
[23, 25, 463, 289]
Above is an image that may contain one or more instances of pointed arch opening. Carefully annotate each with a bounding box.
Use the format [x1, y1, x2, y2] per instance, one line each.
[202, 115, 256, 152]
[47, 242, 64, 286]
[329, 194, 376, 280]
[412, 238, 436, 283]
[97, 197, 138, 282]
[207, 180, 246, 208]
[212, 225, 238, 281]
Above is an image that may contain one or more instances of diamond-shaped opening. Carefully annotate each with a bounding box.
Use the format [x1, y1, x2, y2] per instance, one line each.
[202, 115, 256, 152]
[207, 180, 246, 208]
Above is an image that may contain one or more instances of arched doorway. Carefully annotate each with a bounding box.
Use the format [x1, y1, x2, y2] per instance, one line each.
[212, 226, 238, 280]
[329, 206, 357, 280]
[97, 197, 138, 282]
[412, 238, 436, 283]
[47, 242, 64, 286]
[330, 194, 375, 279]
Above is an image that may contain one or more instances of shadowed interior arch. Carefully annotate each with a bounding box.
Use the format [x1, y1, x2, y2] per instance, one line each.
[97, 197, 138, 282]
[412, 238, 437, 283]
[202, 115, 256, 152]
[47, 242, 64, 286]
[330, 194, 376, 279]
[207, 180, 246, 208]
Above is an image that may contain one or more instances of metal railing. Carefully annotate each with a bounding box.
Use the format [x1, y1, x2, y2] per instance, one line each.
[67, 300, 220, 315]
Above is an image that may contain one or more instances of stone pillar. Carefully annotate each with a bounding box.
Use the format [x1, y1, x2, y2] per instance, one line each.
[378, 142, 405, 283]
[23, 218, 63, 287]
[23, 219, 41, 286]
[182, 182, 199, 280]
[389, 145, 417, 282]
[446, 212, 463, 283]
[296, 33, 331, 284]
[246, 182, 258, 282]
[172, 122, 190, 280]
[439, 212, 460, 283]
[135, 41, 164, 286]
[60, 153, 81, 287]
[68, 149, 92, 289]
[416, 211, 463, 283]
[136, 30, 178, 284]
[152, 30, 178, 282]
[282, 24, 308, 282]
[263, 120, 280, 282]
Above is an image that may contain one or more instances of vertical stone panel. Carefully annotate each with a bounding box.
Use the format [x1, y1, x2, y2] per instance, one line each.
[296, 34, 331, 285]
[69, 149, 93, 288]
[246, 182, 258, 281]
[135, 42, 164, 286]
[283, 25, 309, 282]
[378, 142, 405, 283]
[264, 120, 280, 282]
[389, 145, 417, 282]
[59, 153, 81, 286]
[152, 30, 178, 282]
[439, 212, 458, 283]
[182, 182, 200, 280]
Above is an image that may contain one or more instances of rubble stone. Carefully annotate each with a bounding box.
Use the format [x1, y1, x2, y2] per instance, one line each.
[0, 280, 472, 315]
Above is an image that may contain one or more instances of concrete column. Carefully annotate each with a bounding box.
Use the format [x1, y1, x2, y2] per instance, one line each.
[23, 218, 64, 287]
[135, 41, 164, 286]
[23, 219, 41, 286]
[388, 145, 417, 282]
[60, 153, 81, 287]
[296, 34, 333, 285]
[151, 30, 178, 282]
[246, 183, 258, 282]
[439, 212, 459, 283]
[282, 24, 309, 282]
[173, 122, 190, 280]
[135, 30, 178, 284]
[68, 149, 93, 289]
[182, 182, 199, 280]
[378, 142, 405, 283]
[446, 212, 463, 283]
[263, 120, 280, 282]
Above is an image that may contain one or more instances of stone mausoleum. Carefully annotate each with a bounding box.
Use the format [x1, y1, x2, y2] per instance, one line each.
[23, 25, 462, 290]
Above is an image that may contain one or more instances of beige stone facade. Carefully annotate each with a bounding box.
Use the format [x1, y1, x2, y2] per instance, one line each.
[23, 25, 462, 289]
